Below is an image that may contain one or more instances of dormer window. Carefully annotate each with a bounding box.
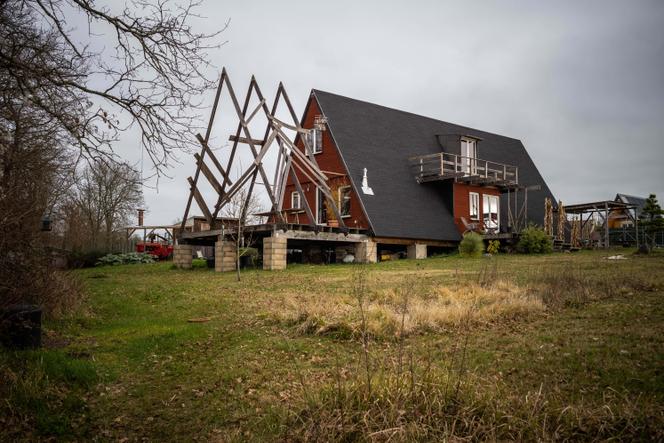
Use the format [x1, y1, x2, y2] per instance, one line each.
[460, 137, 477, 175]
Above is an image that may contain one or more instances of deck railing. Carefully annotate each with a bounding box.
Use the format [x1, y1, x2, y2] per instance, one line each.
[409, 152, 518, 186]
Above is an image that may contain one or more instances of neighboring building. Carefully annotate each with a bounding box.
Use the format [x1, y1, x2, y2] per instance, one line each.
[173, 215, 238, 235]
[173, 216, 238, 258]
[280, 90, 555, 244]
[608, 194, 646, 228]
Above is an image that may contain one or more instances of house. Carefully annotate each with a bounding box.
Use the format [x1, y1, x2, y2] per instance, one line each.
[608, 193, 646, 228]
[176, 84, 556, 270]
[275, 90, 555, 258]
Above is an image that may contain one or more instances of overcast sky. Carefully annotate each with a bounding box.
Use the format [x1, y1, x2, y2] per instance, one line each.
[108, 0, 664, 226]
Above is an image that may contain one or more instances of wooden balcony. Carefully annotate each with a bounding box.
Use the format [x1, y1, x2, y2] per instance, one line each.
[409, 152, 518, 188]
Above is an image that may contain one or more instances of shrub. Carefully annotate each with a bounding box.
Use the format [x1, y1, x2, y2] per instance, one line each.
[458, 232, 484, 258]
[66, 250, 108, 268]
[486, 240, 500, 254]
[516, 226, 553, 254]
[95, 252, 155, 266]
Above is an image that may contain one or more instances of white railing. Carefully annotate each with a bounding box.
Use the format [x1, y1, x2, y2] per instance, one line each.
[409, 152, 518, 185]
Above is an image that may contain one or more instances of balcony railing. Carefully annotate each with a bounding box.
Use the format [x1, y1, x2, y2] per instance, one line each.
[409, 152, 518, 187]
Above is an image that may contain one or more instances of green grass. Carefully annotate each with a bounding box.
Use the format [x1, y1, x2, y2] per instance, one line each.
[1, 250, 663, 440]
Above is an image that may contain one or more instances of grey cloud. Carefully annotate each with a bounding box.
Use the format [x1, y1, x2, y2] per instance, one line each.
[99, 0, 663, 225]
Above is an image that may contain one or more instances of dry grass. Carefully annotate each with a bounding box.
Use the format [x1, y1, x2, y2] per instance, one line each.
[276, 258, 664, 442]
[281, 359, 663, 442]
[273, 276, 543, 339]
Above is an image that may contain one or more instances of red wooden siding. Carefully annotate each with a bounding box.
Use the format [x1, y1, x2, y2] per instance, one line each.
[453, 183, 500, 234]
[281, 97, 370, 229]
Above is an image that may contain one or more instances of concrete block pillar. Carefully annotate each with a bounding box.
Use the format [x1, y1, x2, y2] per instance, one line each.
[215, 237, 236, 272]
[355, 239, 377, 263]
[173, 244, 193, 269]
[407, 243, 427, 260]
[263, 235, 287, 270]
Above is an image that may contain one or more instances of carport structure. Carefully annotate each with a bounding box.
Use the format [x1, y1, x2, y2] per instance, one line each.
[563, 200, 638, 248]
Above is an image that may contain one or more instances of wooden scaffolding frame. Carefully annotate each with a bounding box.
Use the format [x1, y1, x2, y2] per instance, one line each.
[179, 69, 348, 236]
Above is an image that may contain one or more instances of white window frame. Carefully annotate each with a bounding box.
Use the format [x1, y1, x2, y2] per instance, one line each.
[306, 129, 323, 155]
[469, 192, 480, 220]
[338, 186, 352, 218]
[460, 137, 477, 175]
[313, 128, 323, 154]
[291, 191, 301, 210]
[482, 194, 500, 231]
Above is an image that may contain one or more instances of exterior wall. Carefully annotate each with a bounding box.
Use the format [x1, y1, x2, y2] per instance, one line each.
[608, 210, 633, 229]
[453, 183, 501, 234]
[173, 244, 193, 269]
[280, 97, 370, 230]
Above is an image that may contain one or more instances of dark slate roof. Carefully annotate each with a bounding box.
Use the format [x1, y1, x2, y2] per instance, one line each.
[615, 194, 647, 216]
[313, 89, 556, 242]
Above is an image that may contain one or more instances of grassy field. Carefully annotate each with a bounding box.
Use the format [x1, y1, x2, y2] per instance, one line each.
[1, 250, 663, 441]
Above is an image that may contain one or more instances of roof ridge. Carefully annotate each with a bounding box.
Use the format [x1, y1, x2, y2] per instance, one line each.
[618, 193, 646, 200]
[311, 89, 522, 142]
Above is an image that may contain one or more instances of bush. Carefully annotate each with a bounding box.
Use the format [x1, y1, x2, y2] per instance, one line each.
[516, 226, 553, 254]
[66, 250, 108, 268]
[95, 252, 155, 266]
[487, 240, 500, 254]
[458, 232, 484, 258]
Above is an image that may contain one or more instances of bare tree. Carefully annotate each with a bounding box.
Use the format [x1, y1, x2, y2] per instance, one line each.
[0, 71, 78, 309]
[0, 0, 223, 310]
[69, 162, 143, 251]
[0, 0, 225, 171]
[221, 188, 264, 281]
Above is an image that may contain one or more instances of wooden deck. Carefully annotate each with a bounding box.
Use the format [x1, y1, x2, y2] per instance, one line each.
[179, 223, 370, 245]
[409, 152, 518, 188]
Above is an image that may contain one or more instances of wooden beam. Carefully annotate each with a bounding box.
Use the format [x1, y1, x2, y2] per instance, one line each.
[180, 70, 226, 233]
[187, 177, 213, 225]
[194, 153, 223, 196]
[229, 135, 264, 146]
[195, 133, 232, 186]
[372, 237, 457, 247]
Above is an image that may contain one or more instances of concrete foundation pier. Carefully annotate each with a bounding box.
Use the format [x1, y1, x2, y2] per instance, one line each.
[215, 238, 237, 272]
[263, 235, 287, 270]
[355, 239, 377, 263]
[407, 243, 427, 260]
[173, 244, 193, 269]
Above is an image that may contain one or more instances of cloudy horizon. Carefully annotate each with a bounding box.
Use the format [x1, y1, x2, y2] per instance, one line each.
[105, 0, 663, 226]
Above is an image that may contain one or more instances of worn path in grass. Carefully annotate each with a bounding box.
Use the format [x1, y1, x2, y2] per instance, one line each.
[1, 251, 663, 441]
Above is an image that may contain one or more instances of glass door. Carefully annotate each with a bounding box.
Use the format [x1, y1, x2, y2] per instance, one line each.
[482, 194, 500, 232]
[460, 138, 476, 175]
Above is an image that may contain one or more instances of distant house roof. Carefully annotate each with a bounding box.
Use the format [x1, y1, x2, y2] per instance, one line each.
[312, 90, 555, 241]
[615, 194, 647, 217]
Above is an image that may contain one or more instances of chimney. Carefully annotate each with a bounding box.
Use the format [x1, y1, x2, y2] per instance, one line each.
[137, 209, 145, 226]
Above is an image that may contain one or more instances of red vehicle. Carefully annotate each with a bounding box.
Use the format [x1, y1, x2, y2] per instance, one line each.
[136, 242, 173, 260]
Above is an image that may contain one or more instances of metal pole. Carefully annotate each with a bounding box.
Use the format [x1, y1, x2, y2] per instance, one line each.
[604, 201, 609, 249]
[635, 208, 639, 249]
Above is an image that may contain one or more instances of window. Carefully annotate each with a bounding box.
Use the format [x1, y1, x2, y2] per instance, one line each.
[460, 137, 477, 175]
[316, 189, 327, 224]
[338, 186, 351, 217]
[291, 191, 301, 209]
[305, 129, 323, 155]
[483, 194, 500, 232]
[469, 192, 479, 220]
